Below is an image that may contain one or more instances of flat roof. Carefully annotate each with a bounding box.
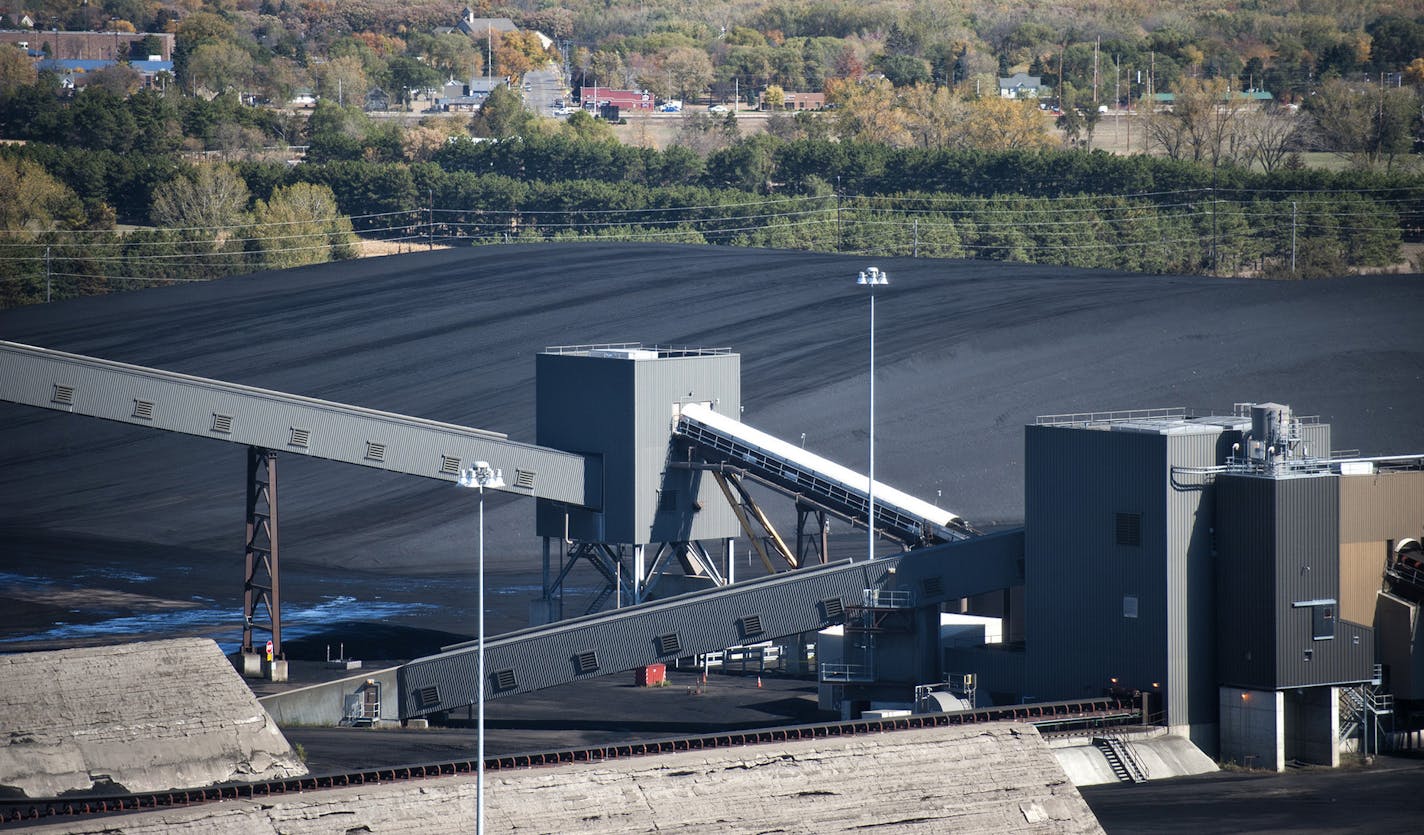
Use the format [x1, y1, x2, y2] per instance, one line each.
[542, 342, 733, 358]
[1035, 408, 1249, 435]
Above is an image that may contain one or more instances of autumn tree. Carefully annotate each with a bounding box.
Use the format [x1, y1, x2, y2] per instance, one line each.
[827, 77, 910, 146]
[1144, 78, 1250, 166]
[961, 97, 1054, 150]
[187, 41, 256, 96]
[1235, 105, 1305, 172]
[0, 44, 36, 93]
[0, 156, 86, 232]
[662, 47, 714, 103]
[150, 162, 250, 230]
[900, 83, 971, 148]
[314, 55, 368, 107]
[1305, 78, 1420, 171]
[247, 182, 355, 270]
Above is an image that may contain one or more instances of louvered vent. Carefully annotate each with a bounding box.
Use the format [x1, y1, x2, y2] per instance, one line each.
[513, 469, 536, 490]
[819, 597, 846, 622]
[574, 650, 599, 674]
[289, 427, 311, 448]
[132, 399, 154, 420]
[738, 614, 764, 639]
[656, 633, 682, 656]
[212, 413, 234, 434]
[1116, 512, 1142, 547]
[414, 685, 441, 708]
[364, 441, 386, 462]
[493, 669, 518, 692]
[51, 384, 74, 405]
[922, 576, 944, 598]
[439, 455, 461, 475]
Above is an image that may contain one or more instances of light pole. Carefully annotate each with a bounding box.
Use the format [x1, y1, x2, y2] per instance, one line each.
[457, 461, 504, 835]
[857, 266, 887, 561]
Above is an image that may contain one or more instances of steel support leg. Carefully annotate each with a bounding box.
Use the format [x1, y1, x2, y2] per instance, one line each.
[796, 503, 830, 566]
[242, 446, 281, 658]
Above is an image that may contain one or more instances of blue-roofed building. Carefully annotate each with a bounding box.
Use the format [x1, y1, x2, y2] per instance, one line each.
[36, 58, 173, 89]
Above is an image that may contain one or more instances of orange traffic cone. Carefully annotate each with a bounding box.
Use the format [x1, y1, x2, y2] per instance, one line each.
[757, 676, 763, 688]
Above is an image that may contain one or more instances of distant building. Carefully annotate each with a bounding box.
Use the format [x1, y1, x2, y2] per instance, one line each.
[451, 10, 517, 39]
[36, 57, 173, 89]
[760, 90, 825, 111]
[582, 88, 652, 111]
[363, 86, 391, 112]
[998, 73, 1041, 99]
[0, 29, 173, 61]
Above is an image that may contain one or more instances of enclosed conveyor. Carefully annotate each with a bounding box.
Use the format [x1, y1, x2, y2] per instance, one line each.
[674, 402, 974, 548]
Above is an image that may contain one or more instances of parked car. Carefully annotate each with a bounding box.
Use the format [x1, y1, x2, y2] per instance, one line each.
[658, 100, 682, 112]
[708, 104, 729, 113]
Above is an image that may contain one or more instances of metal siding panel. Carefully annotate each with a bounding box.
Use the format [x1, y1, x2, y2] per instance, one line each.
[1273, 475, 1371, 687]
[398, 558, 894, 716]
[535, 353, 634, 539]
[1166, 430, 1231, 733]
[1339, 470, 1424, 543]
[1338, 541, 1387, 625]
[1302, 423, 1330, 458]
[1025, 425, 1167, 705]
[396, 532, 1024, 717]
[1215, 475, 1278, 690]
[0, 341, 594, 504]
[637, 353, 741, 544]
[535, 351, 741, 546]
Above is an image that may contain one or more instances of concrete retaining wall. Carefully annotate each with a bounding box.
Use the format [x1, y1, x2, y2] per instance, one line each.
[22, 722, 1101, 834]
[0, 638, 306, 797]
[258, 666, 400, 726]
[1051, 731, 1218, 786]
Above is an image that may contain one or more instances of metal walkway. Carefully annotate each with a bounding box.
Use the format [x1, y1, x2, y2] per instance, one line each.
[674, 402, 975, 547]
[0, 340, 598, 507]
[395, 530, 1023, 719]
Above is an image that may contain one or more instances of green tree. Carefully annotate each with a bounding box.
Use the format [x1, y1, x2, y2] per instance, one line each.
[247, 182, 355, 269]
[386, 56, 442, 110]
[469, 86, 531, 139]
[877, 54, 931, 87]
[187, 40, 256, 96]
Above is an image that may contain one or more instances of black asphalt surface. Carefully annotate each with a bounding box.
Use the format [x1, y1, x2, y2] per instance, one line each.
[1, 244, 1422, 643]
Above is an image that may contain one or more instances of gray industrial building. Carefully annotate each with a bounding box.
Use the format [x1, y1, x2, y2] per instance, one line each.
[1020, 407, 1324, 751]
[4, 334, 1422, 771]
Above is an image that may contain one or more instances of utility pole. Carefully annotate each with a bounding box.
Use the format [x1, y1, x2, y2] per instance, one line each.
[45, 245, 51, 303]
[1291, 201, 1297, 274]
[1093, 37, 1100, 105]
[427, 188, 434, 251]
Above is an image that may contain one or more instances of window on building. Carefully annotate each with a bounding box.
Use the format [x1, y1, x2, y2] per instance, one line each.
[1312, 604, 1335, 641]
[1115, 512, 1142, 547]
[1123, 595, 1139, 618]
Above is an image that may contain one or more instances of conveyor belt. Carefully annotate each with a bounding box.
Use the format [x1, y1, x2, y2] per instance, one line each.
[0, 340, 598, 506]
[393, 531, 1022, 718]
[675, 402, 974, 547]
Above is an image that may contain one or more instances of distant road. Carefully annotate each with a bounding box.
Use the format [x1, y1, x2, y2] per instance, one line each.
[524, 65, 565, 117]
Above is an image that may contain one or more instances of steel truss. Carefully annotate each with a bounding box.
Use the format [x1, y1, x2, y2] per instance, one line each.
[242, 446, 281, 658]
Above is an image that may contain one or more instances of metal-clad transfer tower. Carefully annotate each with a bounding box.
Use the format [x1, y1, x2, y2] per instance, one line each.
[533, 344, 742, 621]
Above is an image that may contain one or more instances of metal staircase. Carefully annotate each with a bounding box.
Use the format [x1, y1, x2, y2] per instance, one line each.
[1340, 671, 1395, 755]
[1093, 736, 1148, 784]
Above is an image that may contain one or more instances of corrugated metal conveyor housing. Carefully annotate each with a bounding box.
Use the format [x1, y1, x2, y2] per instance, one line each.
[0, 340, 598, 507]
[396, 531, 1024, 718]
[674, 402, 974, 546]
[399, 558, 895, 718]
